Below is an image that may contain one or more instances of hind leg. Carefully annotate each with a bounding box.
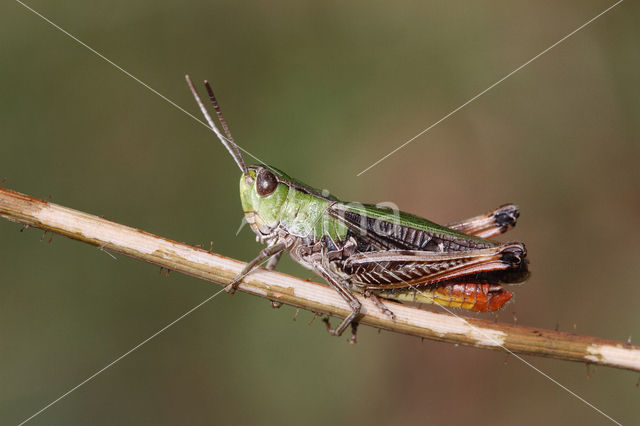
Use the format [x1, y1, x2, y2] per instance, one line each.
[364, 290, 396, 320]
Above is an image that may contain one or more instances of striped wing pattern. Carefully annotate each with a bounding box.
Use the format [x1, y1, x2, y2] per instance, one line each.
[328, 203, 494, 252]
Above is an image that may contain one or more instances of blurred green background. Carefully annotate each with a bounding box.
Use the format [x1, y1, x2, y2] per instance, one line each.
[2, 0, 639, 424]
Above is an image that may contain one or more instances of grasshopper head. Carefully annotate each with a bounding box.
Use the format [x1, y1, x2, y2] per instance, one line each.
[239, 165, 289, 237]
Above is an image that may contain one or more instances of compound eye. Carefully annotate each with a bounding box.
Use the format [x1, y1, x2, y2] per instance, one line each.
[256, 168, 277, 197]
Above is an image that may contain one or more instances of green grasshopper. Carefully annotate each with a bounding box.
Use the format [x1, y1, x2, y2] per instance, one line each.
[186, 75, 529, 338]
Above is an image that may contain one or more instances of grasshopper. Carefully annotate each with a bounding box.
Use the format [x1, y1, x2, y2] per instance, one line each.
[186, 75, 529, 338]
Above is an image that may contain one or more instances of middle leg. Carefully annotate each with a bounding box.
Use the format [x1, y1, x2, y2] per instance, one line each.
[316, 266, 362, 337]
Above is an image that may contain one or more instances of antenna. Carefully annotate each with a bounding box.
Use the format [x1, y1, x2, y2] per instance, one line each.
[204, 81, 234, 144]
[185, 75, 247, 175]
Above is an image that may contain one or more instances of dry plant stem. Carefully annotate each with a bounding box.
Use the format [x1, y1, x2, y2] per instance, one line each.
[1, 187, 639, 373]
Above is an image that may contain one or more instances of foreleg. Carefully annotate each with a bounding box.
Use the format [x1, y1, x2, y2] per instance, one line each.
[225, 242, 286, 294]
